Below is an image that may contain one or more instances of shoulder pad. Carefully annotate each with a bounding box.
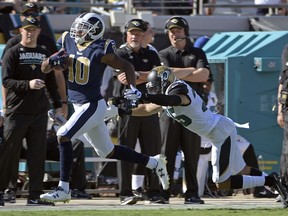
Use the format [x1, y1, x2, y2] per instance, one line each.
[104, 39, 117, 54]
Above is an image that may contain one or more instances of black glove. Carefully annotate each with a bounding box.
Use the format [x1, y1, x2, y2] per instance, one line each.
[49, 50, 69, 69]
[109, 97, 134, 117]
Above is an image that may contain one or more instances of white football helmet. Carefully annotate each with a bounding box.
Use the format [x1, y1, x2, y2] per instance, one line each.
[70, 12, 105, 44]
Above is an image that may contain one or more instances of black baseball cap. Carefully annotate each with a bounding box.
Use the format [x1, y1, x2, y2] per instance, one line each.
[125, 19, 147, 32]
[165, 17, 188, 30]
[21, 16, 40, 29]
[21, 2, 39, 16]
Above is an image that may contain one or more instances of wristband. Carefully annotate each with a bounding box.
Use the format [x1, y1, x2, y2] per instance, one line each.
[61, 101, 68, 104]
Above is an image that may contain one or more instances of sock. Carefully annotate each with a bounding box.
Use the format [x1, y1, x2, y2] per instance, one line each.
[230, 175, 243, 189]
[230, 175, 265, 189]
[59, 141, 73, 183]
[132, 175, 145, 190]
[242, 175, 265, 189]
[59, 181, 70, 193]
[250, 168, 263, 176]
[111, 145, 149, 166]
[264, 175, 274, 187]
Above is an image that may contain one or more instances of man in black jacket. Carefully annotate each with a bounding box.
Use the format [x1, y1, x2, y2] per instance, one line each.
[158, 16, 210, 204]
[0, 17, 62, 206]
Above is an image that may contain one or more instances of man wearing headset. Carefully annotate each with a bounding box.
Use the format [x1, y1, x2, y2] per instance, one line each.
[158, 16, 210, 204]
[113, 19, 164, 205]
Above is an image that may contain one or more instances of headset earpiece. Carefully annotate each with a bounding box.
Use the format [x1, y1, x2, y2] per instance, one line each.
[164, 19, 169, 38]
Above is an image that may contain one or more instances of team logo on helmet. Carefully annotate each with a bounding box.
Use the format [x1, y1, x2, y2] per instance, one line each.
[70, 12, 105, 45]
[146, 66, 176, 94]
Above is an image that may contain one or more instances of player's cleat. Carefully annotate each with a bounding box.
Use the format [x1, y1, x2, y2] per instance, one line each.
[132, 187, 146, 201]
[153, 154, 170, 190]
[120, 195, 138, 205]
[184, 196, 205, 204]
[270, 172, 288, 208]
[40, 187, 71, 203]
[275, 194, 283, 203]
[3, 189, 16, 203]
[0, 192, 4, 207]
[71, 189, 92, 199]
[26, 199, 55, 206]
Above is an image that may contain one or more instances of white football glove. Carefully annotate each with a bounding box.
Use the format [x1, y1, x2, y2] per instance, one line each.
[104, 104, 119, 121]
[48, 109, 67, 125]
[124, 84, 142, 101]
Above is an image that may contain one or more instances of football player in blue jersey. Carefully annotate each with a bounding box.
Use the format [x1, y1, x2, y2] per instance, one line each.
[40, 12, 169, 203]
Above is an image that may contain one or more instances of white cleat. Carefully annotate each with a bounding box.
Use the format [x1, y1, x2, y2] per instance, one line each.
[40, 187, 71, 203]
[153, 154, 170, 190]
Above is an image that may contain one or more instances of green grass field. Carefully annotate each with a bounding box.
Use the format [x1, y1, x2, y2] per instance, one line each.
[0, 209, 288, 216]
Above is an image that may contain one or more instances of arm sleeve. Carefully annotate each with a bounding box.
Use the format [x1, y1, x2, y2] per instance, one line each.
[141, 83, 188, 106]
[141, 93, 182, 106]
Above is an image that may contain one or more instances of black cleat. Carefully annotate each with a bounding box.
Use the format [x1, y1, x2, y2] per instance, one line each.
[120, 195, 138, 205]
[26, 199, 55, 206]
[3, 189, 16, 203]
[184, 196, 205, 204]
[0, 192, 4, 207]
[71, 189, 92, 199]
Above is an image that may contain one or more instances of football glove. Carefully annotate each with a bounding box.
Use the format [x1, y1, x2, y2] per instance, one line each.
[124, 84, 142, 101]
[108, 96, 136, 117]
[48, 109, 67, 125]
[48, 50, 69, 69]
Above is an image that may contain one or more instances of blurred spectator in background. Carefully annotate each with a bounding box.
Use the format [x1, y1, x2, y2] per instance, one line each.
[255, 0, 287, 16]
[202, 0, 216, 16]
[0, 0, 22, 14]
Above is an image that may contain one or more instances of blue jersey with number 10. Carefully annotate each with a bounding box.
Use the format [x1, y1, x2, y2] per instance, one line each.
[57, 31, 116, 104]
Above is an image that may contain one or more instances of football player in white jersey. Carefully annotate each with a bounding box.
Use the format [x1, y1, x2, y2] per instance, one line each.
[123, 66, 288, 205]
